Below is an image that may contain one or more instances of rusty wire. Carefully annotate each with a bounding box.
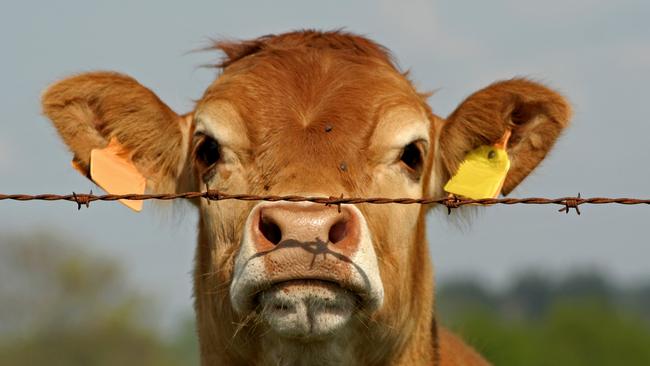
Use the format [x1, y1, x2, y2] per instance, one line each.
[2, 190, 650, 214]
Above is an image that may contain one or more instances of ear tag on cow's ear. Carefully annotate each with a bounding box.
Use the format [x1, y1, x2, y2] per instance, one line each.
[444, 130, 511, 200]
[88, 138, 146, 212]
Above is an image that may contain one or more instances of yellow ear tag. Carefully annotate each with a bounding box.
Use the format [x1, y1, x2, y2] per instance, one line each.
[444, 130, 511, 199]
[88, 138, 146, 212]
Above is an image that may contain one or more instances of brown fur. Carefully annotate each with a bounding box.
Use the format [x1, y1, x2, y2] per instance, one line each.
[41, 30, 571, 365]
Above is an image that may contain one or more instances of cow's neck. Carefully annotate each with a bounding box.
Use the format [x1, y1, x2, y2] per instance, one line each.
[387, 215, 437, 365]
[193, 218, 437, 365]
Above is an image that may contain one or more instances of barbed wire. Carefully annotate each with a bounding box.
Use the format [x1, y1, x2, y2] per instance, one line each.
[2, 190, 650, 215]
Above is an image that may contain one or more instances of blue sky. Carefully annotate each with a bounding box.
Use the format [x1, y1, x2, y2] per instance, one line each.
[1, 0, 649, 324]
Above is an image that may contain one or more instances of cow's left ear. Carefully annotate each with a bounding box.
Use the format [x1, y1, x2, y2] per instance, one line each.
[432, 78, 571, 197]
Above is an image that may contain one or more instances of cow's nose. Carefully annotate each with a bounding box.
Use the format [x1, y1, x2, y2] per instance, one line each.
[252, 202, 360, 253]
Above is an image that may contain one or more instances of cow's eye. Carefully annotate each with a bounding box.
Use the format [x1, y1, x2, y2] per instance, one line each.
[195, 135, 221, 167]
[399, 141, 423, 178]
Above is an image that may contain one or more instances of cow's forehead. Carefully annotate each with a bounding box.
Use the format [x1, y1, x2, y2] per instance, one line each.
[197, 48, 428, 143]
[194, 48, 431, 193]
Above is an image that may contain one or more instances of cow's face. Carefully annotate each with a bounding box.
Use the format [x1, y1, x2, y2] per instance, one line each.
[192, 46, 432, 342]
[41, 31, 570, 364]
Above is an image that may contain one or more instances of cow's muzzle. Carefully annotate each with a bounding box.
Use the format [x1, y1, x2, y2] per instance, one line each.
[230, 201, 384, 338]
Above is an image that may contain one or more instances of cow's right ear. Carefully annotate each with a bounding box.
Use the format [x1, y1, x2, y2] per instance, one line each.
[41, 72, 192, 196]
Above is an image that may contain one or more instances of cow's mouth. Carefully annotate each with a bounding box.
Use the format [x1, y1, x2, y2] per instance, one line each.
[254, 279, 362, 339]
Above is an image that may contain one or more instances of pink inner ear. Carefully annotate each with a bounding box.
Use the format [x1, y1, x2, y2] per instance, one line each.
[510, 101, 546, 125]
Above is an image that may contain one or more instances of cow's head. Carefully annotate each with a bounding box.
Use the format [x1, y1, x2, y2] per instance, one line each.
[42, 31, 570, 365]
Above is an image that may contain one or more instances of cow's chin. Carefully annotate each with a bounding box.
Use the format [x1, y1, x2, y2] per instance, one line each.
[257, 280, 357, 339]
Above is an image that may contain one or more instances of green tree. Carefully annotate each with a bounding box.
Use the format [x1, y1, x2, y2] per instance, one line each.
[0, 231, 198, 366]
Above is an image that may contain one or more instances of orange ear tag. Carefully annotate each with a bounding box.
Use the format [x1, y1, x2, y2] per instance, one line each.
[88, 138, 146, 212]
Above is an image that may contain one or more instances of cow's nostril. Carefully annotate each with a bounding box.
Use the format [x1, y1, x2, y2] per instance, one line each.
[328, 220, 348, 244]
[259, 216, 282, 245]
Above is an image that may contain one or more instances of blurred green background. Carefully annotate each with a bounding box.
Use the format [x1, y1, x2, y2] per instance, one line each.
[2, 232, 650, 365]
[438, 272, 650, 365]
[0, 232, 198, 366]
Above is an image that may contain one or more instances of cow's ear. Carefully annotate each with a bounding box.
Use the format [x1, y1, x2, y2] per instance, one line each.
[42, 72, 192, 195]
[431, 78, 571, 197]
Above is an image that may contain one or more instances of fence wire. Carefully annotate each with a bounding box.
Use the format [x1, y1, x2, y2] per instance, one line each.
[2, 191, 650, 215]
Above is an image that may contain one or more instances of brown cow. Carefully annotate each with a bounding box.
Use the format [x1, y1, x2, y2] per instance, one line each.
[41, 30, 570, 365]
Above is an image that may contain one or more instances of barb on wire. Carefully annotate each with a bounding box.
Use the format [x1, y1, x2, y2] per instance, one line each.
[72, 190, 92, 210]
[443, 195, 461, 215]
[326, 194, 345, 213]
[1, 190, 650, 214]
[558, 193, 582, 215]
[204, 183, 214, 205]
